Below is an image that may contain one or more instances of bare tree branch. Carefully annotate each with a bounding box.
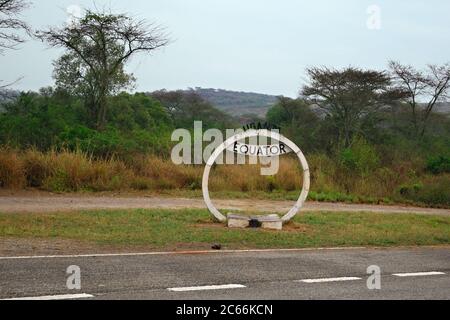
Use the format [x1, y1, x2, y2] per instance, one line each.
[0, 0, 31, 53]
[389, 60, 450, 136]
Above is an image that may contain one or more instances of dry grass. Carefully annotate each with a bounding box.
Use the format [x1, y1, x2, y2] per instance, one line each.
[0, 147, 448, 206]
[1, 148, 134, 192]
[0, 148, 26, 189]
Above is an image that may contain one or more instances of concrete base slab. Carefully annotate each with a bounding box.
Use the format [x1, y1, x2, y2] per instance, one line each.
[227, 214, 283, 231]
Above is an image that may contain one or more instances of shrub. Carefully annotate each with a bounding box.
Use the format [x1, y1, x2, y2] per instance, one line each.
[398, 177, 450, 207]
[426, 156, 450, 175]
[0, 92, 175, 158]
[265, 176, 278, 192]
[414, 179, 450, 206]
[398, 183, 424, 198]
[340, 137, 380, 177]
[308, 153, 338, 193]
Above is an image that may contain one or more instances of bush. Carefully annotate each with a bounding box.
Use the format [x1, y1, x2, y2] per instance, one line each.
[0, 92, 175, 158]
[308, 153, 338, 193]
[398, 183, 424, 198]
[398, 177, 450, 207]
[426, 156, 450, 174]
[415, 180, 450, 206]
[340, 137, 380, 177]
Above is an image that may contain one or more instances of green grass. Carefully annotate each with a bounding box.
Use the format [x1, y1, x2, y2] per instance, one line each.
[0, 209, 449, 250]
[153, 189, 391, 203]
[151, 189, 433, 207]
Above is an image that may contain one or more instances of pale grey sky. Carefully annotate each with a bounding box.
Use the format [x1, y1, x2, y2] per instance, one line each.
[2, 0, 450, 97]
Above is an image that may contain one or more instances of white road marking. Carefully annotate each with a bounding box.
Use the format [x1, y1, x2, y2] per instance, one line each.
[1, 293, 94, 301]
[392, 271, 446, 277]
[168, 284, 246, 292]
[298, 277, 362, 283]
[0, 247, 366, 260]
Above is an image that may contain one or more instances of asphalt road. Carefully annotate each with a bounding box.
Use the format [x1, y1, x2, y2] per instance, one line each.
[0, 247, 449, 300]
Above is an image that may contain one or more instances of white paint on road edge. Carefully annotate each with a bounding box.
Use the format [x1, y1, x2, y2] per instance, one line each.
[1, 293, 94, 301]
[298, 277, 362, 283]
[392, 271, 446, 277]
[0, 247, 366, 260]
[168, 284, 246, 292]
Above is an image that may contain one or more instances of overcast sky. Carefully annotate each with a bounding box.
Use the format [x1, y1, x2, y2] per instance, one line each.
[2, 0, 450, 97]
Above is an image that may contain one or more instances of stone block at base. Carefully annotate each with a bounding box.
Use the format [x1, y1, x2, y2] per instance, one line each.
[227, 214, 251, 229]
[227, 214, 283, 231]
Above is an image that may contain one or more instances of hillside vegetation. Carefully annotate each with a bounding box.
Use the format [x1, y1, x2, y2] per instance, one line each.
[187, 87, 278, 119]
[0, 8, 449, 208]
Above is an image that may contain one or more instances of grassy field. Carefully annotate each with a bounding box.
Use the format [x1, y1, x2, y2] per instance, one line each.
[0, 209, 449, 251]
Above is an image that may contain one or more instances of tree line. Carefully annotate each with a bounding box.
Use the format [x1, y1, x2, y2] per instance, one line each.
[0, 0, 449, 167]
[268, 64, 450, 152]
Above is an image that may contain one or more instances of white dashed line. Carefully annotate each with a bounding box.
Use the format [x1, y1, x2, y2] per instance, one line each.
[168, 284, 246, 292]
[392, 272, 446, 277]
[0, 247, 366, 260]
[298, 277, 362, 283]
[1, 293, 94, 301]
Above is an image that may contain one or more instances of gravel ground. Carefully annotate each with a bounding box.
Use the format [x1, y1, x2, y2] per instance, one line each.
[0, 192, 448, 216]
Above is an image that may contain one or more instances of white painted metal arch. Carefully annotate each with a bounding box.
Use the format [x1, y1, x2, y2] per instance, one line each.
[202, 129, 310, 223]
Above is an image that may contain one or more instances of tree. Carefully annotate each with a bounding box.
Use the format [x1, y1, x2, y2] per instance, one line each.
[389, 61, 450, 137]
[151, 90, 185, 122]
[266, 97, 321, 152]
[0, 0, 30, 89]
[301, 66, 401, 148]
[37, 10, 169, 130]
[151, 90, 236, 129]
[0, 90, 175, 156]
[0, 0, 29, 52]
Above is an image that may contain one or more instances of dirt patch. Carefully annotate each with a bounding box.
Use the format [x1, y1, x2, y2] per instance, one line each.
[0, 192, 449, 216]
[283, 222, 311, 233]
[192, 220, 311, 234]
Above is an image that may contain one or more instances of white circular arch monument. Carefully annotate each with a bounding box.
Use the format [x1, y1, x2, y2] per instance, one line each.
[202, 129, 310, 223]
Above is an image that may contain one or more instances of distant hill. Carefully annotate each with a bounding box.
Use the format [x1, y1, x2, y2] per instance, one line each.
[185, 87, 280, 118]
[434, 102, 450, 114]
[0, 89, 19, 101]
[0, 89, 20, 112]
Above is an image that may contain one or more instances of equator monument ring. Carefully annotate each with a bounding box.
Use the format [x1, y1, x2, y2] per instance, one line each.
[202, 129, 310, 230]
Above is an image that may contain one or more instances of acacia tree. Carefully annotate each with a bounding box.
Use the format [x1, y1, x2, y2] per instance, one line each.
[151, 90, 185, 122]
[301, 66, 402, 148]
[389, 61, 450, 137]
[266, 97, 321, 152]
[151, 90, 235, 129]
[37, 10, 169, 129]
